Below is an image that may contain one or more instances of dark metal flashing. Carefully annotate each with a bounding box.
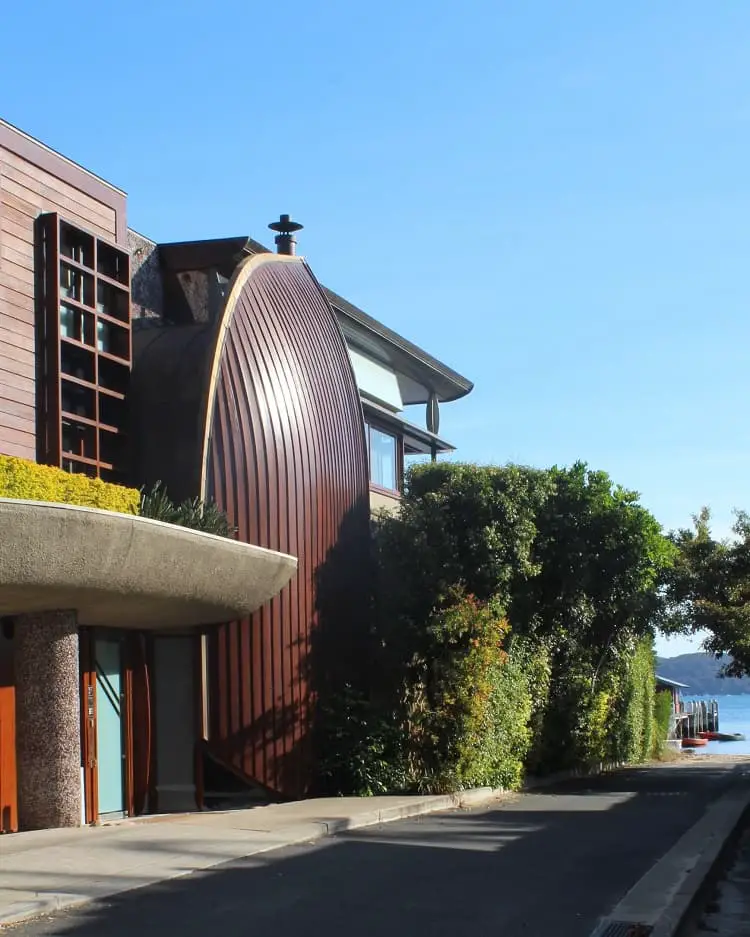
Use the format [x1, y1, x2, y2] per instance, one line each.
[158, 236, 265, 279]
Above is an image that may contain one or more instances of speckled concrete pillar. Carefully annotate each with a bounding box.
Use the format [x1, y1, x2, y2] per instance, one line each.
[15, 610, 81, 830]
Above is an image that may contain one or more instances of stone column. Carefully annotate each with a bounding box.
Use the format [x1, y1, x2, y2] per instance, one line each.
[15, 610, 81, 830]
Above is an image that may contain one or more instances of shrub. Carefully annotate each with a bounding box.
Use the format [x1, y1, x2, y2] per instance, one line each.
[504, 637, 552, 776]
[414, 591, 533, 793]
[486, 642, 536, 789]
[140, 481, 235, 537]
[653, 689, 674, 756]
[0, 455, 139, 514]
[374, 463, 552, 655]
[580, 686, 616, 767]
[611, 637, 657, 764]
[315, 683, 409, 796]
[530, 668, 614, 774]
[323, 459, 671, 793]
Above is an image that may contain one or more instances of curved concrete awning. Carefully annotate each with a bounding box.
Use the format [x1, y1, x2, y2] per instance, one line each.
[0, 499, 297, 629]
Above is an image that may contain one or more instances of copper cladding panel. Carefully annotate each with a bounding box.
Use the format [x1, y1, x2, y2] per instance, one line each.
[205, 258, 369, 798]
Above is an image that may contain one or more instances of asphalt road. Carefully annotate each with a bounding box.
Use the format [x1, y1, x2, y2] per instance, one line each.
[10, 762, 738, 937]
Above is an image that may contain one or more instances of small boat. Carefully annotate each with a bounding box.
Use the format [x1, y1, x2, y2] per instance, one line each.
[682, 737, 708, 748]
[706, 732, 746, 742]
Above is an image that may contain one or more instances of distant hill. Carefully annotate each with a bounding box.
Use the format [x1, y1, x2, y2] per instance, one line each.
[656, 653, 750, 696]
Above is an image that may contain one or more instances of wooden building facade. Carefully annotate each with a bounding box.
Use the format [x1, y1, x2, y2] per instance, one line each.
[0, 121, 135, 831]
[0, 117, 473, 828]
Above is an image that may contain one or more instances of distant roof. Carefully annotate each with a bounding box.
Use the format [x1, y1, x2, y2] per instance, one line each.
[656, 674, 690, 689]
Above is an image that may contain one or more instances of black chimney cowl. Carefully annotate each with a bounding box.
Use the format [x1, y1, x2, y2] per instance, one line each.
[268, 214, 304, 255]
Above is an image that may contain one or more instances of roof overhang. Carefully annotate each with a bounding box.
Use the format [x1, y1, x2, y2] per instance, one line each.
[362, 399, 455, 455]
[0, 499, 297, 629]
[655, 674, 690, 690]
[329, 290, 473, 405]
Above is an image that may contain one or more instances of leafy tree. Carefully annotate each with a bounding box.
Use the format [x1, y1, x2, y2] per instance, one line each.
[375, 463, 550, 629]
[371, 462, 551, 700]
[511, 462, 676, 683]
[367, 461, 671, 783]
[664, 508, 750, 677]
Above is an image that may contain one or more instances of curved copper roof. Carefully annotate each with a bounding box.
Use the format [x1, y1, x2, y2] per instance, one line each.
[155, 234, 474, 405]
[129, 254, 371, 797]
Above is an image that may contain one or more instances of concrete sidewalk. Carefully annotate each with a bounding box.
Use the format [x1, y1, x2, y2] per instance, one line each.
[0, 789, 499, 926]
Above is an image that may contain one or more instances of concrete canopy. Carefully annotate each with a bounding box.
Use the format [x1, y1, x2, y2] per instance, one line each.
[0, 499, 297, 629]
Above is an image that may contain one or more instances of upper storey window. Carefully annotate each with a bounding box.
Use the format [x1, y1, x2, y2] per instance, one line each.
[368, 424, 399, 492]
[38, 214, 132, 483]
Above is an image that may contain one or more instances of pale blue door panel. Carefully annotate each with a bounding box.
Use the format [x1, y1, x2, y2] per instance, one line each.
[95, 639, 125, 815]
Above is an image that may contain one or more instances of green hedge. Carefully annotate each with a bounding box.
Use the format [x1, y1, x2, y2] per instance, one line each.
[318, 459, 672, 793]
[316, 591, 537, 796]
[653, 689, 674, 756]
[611, 637, 657, 765]
[0, 455, 140, 515]
[414, 592, 534, 793]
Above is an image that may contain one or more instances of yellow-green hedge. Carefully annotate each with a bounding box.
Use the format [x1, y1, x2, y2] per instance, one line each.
[0, 456, 140, 515]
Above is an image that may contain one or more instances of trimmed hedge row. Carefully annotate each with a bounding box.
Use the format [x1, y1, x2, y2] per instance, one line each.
[316, 460, 673, 796]
[0, 456, 140, 515]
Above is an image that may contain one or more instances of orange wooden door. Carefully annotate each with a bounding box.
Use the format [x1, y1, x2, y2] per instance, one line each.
[0, 621, 17, 832]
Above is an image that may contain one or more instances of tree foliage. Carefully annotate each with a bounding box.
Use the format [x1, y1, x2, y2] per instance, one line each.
[319, 460, 673, 794]
[512, 463, 675, 669]
[664, 508, 750, 676]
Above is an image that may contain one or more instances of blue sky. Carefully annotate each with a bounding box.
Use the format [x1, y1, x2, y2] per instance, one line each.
[3, 2, 746, 657]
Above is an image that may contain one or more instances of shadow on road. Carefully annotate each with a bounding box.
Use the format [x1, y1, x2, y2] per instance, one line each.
[10, 764, 742, 937]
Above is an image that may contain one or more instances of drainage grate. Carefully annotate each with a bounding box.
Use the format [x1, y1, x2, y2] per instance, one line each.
[589, 921, 653, 937]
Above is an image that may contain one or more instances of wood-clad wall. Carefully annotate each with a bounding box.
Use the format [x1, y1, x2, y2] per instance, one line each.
[204, 256, 370, 799]
[0, 125, 124, 460]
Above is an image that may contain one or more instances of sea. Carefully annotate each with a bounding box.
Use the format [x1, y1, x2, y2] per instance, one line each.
[686, 694, 750, 756]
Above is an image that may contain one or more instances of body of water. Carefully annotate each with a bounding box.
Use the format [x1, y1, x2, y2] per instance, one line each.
[684, 694, 750, 755]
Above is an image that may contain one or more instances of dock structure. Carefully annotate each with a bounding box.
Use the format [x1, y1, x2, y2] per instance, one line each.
[676, 698, 720, 738]
[655, 674, 720, 739]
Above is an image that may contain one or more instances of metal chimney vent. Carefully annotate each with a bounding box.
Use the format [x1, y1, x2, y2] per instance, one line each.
[268, 214, 303, 255]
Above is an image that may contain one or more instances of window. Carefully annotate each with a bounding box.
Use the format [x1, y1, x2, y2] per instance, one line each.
[368, 425, 398, 491]
[39, 213, 131, 479]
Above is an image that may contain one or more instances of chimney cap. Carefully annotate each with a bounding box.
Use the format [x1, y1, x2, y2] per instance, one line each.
[268, 213, 303, 234]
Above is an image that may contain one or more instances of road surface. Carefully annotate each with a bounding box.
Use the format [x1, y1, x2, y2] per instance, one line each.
[10, 761, 740, 937]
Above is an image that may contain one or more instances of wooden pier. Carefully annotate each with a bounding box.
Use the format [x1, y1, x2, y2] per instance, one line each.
[675, 698, 719, 739]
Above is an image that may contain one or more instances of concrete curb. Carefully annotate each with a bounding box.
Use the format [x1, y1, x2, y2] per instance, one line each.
[590, 764, 750, 937]
[0, 895, 92, 929]
[0, 788, 502, 928]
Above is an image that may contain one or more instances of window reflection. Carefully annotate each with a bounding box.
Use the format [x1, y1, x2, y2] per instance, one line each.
[369, 426, 397, 491]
